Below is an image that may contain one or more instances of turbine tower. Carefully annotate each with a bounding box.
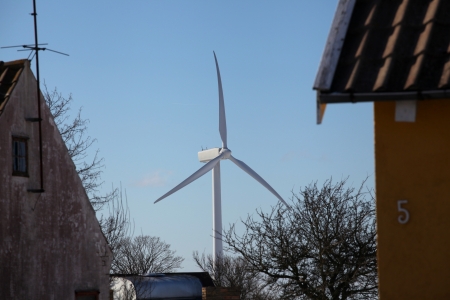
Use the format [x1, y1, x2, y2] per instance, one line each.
[155, 52, 289, 260]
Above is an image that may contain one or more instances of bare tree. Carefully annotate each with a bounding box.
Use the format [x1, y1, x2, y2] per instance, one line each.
[193, 251, 276, 300]
[224, 179, 378, 300]
[43, 84, 113, 210]
[98, 185, 133, 275]
[44, 85, 184, 298]
[44, 85, 135, 277]
[113, 235, 184, 275]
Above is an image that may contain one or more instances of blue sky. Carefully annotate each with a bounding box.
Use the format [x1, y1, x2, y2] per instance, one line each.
[1, 1, 374, 271]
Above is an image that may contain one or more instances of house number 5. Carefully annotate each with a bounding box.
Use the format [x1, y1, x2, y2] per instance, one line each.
[397, 200, 409, 224]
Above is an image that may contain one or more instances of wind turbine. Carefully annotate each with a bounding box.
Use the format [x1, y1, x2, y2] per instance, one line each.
[155, 52, 289, 260]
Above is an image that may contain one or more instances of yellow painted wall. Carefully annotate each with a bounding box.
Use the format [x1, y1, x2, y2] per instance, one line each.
[375, 100, 450, 299]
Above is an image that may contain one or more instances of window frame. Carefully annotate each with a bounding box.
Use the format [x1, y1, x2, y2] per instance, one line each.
[12, 136, 29, 177]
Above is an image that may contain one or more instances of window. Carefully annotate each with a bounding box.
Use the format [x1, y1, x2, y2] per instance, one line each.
[75, 290, 99, 300]
[12, 136, 28, 176]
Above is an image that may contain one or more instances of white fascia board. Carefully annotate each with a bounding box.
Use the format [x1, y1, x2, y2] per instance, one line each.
[313, 0, 356, 91]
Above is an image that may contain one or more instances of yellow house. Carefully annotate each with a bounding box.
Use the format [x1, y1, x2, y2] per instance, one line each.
[314, 0, 450, 298]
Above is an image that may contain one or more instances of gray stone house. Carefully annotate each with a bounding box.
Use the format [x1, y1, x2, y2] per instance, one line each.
[0, 59, 111, 299]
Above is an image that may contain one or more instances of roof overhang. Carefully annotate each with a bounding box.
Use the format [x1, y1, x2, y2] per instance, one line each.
[313, 0, 356, 124]
[313, 0, 450, 124]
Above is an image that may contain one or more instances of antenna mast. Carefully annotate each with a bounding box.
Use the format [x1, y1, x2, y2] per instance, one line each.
[1, 0, 69, 193]
[32, 0, 45, 193]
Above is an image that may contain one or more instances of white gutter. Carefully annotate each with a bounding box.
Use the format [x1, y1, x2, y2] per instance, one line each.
[317, 90, 450, 103]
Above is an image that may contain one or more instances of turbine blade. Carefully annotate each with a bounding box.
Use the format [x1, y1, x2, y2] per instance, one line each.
[229, 155, 290, 208]
[154, 153, 224, 204]
[214, 51, 227, 148]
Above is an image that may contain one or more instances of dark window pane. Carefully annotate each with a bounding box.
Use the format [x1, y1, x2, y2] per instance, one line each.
[12, 137, 28, 176]
[18, 157, 26, 172]
[19, 142, 25, 156]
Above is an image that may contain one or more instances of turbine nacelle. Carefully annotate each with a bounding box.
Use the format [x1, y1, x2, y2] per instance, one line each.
[198, 147, 231, 163]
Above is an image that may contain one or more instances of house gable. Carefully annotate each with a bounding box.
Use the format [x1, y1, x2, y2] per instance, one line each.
[0, 59, 112, 299]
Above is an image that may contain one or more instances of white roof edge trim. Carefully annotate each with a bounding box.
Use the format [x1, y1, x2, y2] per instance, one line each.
[313, 0, 356, 91]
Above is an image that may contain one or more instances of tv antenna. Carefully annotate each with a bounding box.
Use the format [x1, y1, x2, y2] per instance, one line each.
[1, 0, 69, 193]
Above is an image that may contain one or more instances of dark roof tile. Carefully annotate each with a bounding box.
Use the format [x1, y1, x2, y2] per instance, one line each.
[316, 0, 450, 96]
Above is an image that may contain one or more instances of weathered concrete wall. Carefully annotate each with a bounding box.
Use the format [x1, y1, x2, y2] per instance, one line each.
[0, 60, 111, 299]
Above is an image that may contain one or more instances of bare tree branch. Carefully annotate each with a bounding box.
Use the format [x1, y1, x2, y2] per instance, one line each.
[113, 235, 184, 275]
[193, 251, 277, 300]
[224, 178, 378, 300]
[98, 184, 134, 273]
[44, 85, 185, 283]
[43, 83, 114, 210]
